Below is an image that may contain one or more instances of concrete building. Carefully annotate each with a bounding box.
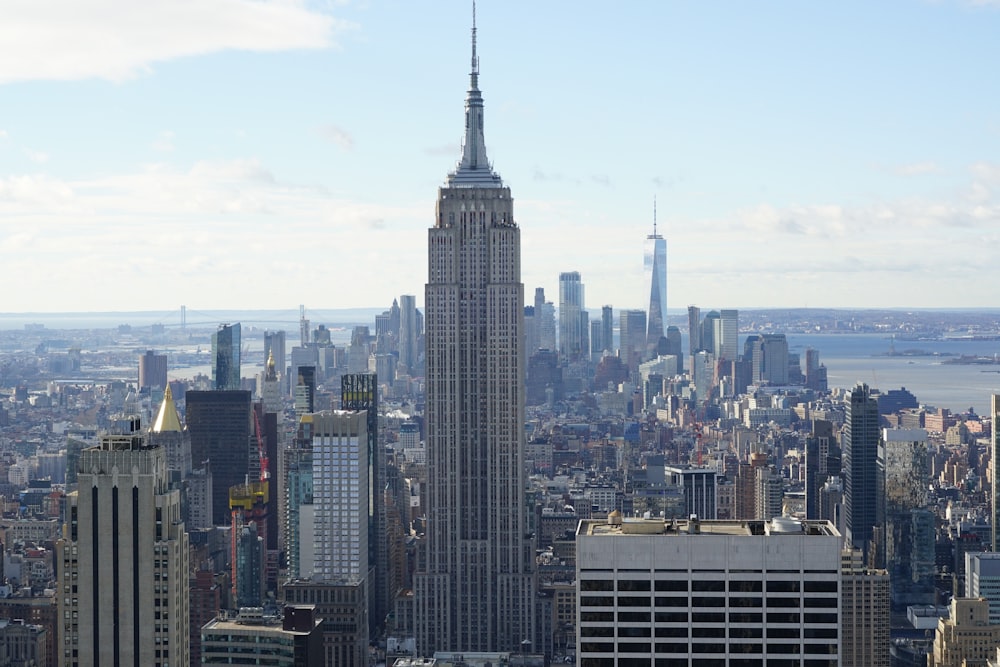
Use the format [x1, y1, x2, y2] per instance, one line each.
[138, 349, 167, 390]
[619, 309, 648, 372]
[929, 597, 1000, 667]
[967, 552, 1000, 624]
[56, 418, 189, 667]
[264, 330, 287, 385]
[717, 309, 739, 362]
[398, 294, 419, 376]
[283, 410, 370, 666]
[201, 606, 324, 667]
[576, 516, 841, 665]
[415, 14, 535, 655]
[841, 548, 890, 667]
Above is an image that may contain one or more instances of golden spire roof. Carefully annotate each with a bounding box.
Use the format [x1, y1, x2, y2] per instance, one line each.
[152, 384, 183, 433]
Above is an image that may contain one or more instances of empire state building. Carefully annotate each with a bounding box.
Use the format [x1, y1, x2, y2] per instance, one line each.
[414, 11, 536, 655]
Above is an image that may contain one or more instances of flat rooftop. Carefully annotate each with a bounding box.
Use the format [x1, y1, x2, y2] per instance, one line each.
[578, 517, 839, 538]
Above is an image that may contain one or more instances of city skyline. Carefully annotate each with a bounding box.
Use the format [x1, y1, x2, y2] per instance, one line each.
[3, 0, 1000, 312]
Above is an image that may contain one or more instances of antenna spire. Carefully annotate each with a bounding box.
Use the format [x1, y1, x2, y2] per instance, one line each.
[653, 196, 657, 236]
[471, 1, 479, 84]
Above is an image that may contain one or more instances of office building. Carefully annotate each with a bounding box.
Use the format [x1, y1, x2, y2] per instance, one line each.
[415, 14, 535, 655]
[264, 330, 287, 384]
[993, 395, 1000, 553]
[138, 349, 167, 390]
[663, 465, 717, 520]
[558, 271, 586, 360]
[576, 516, 841, 665]
[212, 323, 242, 391]
[744, 333, 790, 386]
[929, 597, 1000, 667]
[284, 410, 369, 666]
[687, 305, 701, 356]
[644, 209, 667, 353]
[201, 606, 324, 667]
[57, 418, 189, 667]
[717, 309, 738, 361]
[399, 294, 419, 375]
[841, 548, 890, 667]
[342, 373, 395, 632]
[844, 384, 882, 565]
[601, 305, 614, 357]
[148, 384, 191, 480]
[619, 309, 647, 372]
[186, 390, 252, 525]
[967, 552, 1000, 624]
[884, 428, 934, 605]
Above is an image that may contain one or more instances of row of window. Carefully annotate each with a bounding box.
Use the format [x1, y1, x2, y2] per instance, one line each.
[581, 579, 837, 593]
[581, 642, 837, 655]
[581, 626, 837, 640]
[581, 611, 839, 625]
[581, 595, 837, 608]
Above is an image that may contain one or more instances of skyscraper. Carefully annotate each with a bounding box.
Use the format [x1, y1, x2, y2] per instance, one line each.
[600, 305, 613, 356]
[717, 308, 738, 361]
[57, 417, 190, 667]
[138, 349, 167, 390]
[687, 305, 701, 356]
[416, 12, 534, 654]
[264, 330, 286, 383]
[398, 294, 418, 375]
[844, 383, 883, 562]
[644, 203, 667, 351]
[558, 271, 585, 360]
[186, 390, 252, 525]
[212, 322, 242, 391]
[993, 394, 1000, 552]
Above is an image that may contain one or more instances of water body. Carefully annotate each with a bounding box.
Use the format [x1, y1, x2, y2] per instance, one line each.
[779, 333, 1000, 416]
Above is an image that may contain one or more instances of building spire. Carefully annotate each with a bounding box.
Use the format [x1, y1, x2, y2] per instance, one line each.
[653, 196, 657, 236]
[448, 0, 502, 187]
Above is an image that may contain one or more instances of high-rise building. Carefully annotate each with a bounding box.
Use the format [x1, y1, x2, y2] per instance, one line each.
[342, 373, 395, 633]
[212, 323, 242, 391]
[717, 309, 738, 361]
[687, 305, 701, 356]
[558, 272, 586, 360]
[644, 207, 667, 353]
[576, 517, 841, 665]
[138, 349, 168, 390]
[993, 395, 1000, 553]
[601, 305, 613, 356]
[264, 330, 287, 384]
[841, 548, 890, 667]
[416, 13, 535, 654]
[398, 294, 418, 375]
[533, 287, 556, 351]
[284, 410, 369, 666]
[967, 552, 1000, 624]
[744, 333, 790, 386]
[699, 310, 720, 357]
[149, 384, 191, 480]
[56, 418, 190, 667]
[186, 390, 252, 525]
[618, 309, 647, 372]
[844, 383, 883, 562]
[884, 427, 934, 605]
[930, 597, 1000, 667]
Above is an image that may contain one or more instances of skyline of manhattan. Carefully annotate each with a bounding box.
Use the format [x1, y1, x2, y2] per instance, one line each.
[2, 0, 1000, 312]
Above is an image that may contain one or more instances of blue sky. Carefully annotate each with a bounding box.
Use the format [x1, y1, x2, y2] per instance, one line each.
[2, 0, 1000, 313]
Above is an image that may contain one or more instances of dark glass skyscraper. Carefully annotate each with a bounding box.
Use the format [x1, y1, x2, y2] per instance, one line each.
[212, 323, 241, 391]
[186, 390, 252, 525]
[415, 12, 535, 654]
[844, 383, 883, 562]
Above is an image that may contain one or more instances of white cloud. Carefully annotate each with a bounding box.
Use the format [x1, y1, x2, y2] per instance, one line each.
[152, 130, 175, 152]
[23, 149, 49, 164]
[0, 130, 7, 140]
[0, 0, 354, 85]
[316, 124, 355, 150]
[895, 161, 939, 176]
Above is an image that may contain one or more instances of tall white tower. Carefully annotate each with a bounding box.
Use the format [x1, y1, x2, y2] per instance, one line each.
[415, 7, 535, 655]
[644, 199, 667, 353]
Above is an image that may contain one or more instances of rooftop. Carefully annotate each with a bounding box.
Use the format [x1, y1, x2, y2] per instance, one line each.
[579, 516, 839, 538]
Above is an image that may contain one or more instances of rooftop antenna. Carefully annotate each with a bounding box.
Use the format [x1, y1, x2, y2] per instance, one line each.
[653, 196, 657, 236]
[471, 1, 478, 77]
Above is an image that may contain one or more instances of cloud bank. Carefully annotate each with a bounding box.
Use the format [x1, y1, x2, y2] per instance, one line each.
[0, 0, 350, 84]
